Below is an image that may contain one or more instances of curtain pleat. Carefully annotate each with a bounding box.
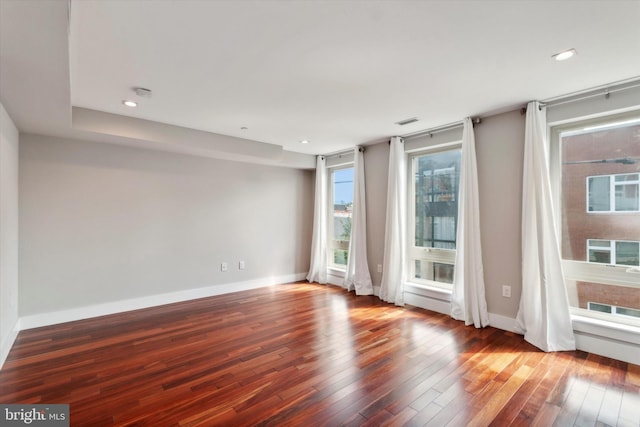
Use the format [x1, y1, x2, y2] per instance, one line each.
[451, 118, 490, 328]
[515, 101, 576, 352]
[379, 137, 407, 306]
[307, 155, 328, 284]
[344, 148, 374, 295]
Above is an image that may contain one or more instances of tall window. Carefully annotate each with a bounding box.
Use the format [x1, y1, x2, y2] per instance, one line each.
[553, 113, 640, 324]
[409, 146, 461, 286]
[329, 167, 354, 269]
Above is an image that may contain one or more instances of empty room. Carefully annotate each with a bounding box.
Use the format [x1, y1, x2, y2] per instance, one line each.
[1, 0, 639, 426]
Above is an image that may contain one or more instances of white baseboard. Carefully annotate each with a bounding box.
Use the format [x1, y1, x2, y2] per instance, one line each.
[19, 273, 307, 330]
[401, 288, 639, 365]
[0, 321, 20, 370]
[488, 312, 519, 333]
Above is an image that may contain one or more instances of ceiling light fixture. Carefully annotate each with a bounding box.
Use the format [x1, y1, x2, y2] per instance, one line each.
[552, 48, 577, 61]
[300, 140, 309, 144]
[395, 117, 419, 126]
[134, 87, 152, 98]
[122, 100, 137, 107]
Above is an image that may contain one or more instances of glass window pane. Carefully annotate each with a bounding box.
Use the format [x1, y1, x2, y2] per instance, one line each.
[615, 183, 639, 211]
[414, 149, 460, 249]
[333, 249, 348, 266]
[331, 167, 353, 267]
[560, 117, 640, 325]
[615, 241, 640, 266]
[588, 248, 611, 264]
[615, 306, 640, 318]
[414, 260, 454, 284]
[588, 176, 610, 211]
[614, 173, 639, 182]
[588, 302, 612, 313]
[588, 239, 611, 248]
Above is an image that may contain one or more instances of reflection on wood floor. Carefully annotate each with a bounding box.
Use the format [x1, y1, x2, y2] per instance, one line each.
[1, 282, 639, 426]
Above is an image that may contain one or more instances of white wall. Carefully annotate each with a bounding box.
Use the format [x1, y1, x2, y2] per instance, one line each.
[0, 101, 19, 368]
[19, 134, 313, 319]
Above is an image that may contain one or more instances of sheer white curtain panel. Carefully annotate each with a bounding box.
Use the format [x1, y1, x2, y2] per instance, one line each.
[515, 101, 575, 351]
[307, 155, 328, 284]
[344, 148, 374, 295]
[451, 118, 489, 328]
[379, 137, 407, 306]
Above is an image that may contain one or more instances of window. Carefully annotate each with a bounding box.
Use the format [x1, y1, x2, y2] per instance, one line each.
[409, 146, 461, 286]
[329, 167, 354, 269]
[588, 302, 640, 319]
[553, 112, 640, 325]
[587, 239, 640, 266]
[587, 173, 639, 212]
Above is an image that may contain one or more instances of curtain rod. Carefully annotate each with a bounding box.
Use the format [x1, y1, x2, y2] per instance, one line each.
[323, 146, 364, 160]
[399, 117, 481, 141]
[539, 78, 640, 110]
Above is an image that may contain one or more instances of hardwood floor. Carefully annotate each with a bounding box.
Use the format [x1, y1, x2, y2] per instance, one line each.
[1, 282, 639, 426]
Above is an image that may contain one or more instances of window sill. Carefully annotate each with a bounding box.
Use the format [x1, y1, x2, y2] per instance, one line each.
[327, 267, 346, 276]
[571, 313, 640, 346]
[404, 282, 452, 300]
[326, 267, 346, 286]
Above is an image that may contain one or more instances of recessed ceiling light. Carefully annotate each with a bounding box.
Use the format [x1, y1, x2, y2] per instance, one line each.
[122, 100, 137, 107]
[300, 140, 309, 144]
[552, 48, 577, 61]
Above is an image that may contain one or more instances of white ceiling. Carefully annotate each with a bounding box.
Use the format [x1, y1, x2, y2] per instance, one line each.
[2, 0, 640, 165]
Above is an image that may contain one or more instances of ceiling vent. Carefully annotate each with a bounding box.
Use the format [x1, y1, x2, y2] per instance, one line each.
[395, 117, 419, 126]
[134, 87, 152, 98]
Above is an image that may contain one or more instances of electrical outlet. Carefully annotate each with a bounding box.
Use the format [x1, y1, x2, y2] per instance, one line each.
[377, 264, 383, 273]
[221, 262, 228, 272]
[502, 285, 511, 298]
[239, 261, 245, 270]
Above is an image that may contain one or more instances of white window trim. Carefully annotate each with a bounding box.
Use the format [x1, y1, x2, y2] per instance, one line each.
[586, 173, 640, 213]
[406, 141, 461, 289]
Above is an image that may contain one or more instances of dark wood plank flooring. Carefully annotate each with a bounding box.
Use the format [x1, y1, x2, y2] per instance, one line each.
[1, 282, 639, 426]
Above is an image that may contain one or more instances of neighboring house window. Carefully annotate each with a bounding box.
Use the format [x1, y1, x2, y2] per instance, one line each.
[587, 173, 639, 212]
[553, 113, 640, 325]
[587, 239, 640, 266]
[588, 302, 640, 319]
[409, 146, 461, 287]
[329, 166, 354, 269]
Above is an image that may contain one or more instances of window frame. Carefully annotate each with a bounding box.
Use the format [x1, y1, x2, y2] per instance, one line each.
[407, 141, 462, 289]
[327, 163, 354, 271]
[550, 110, 640, 327]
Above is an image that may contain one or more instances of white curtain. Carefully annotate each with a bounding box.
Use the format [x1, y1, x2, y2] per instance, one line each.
[451, 118, 490, 328]
[379, 137, 407, 306]
[307, 155, 328, 284]
[515, 101, 576, 352]
[344, 148, 374, 295]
